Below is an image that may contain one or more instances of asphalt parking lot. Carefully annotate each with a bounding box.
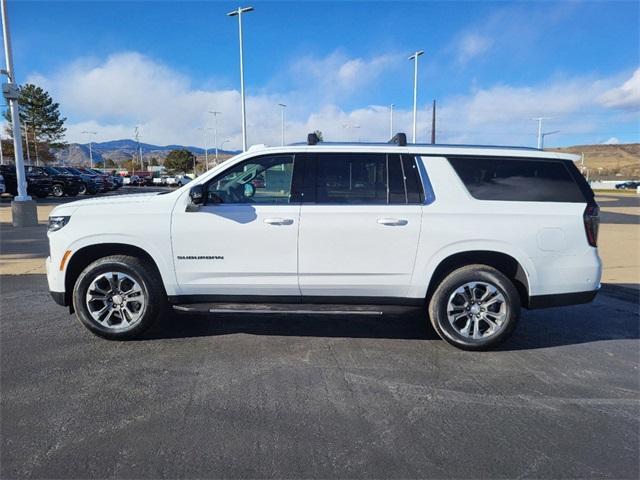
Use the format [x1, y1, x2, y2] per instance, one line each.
[1, 190, 639, 479]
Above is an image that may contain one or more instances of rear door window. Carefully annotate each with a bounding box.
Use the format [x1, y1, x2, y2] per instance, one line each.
[448, 156, 587, 202]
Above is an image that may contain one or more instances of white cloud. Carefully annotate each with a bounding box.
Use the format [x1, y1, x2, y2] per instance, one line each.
[26, 51, 638, 150]
[600, 68, 640, 110]
[604, 137, 620, 145]
[456, 33, 493, 63]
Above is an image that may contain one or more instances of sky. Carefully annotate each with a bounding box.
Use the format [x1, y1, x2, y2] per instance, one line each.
[4, 0, 640, 150]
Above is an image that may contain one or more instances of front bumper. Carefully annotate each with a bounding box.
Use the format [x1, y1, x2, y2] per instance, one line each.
[46, 256, 67, 306]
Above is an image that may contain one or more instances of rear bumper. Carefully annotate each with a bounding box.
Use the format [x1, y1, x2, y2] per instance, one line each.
[528, 289, 598, 309]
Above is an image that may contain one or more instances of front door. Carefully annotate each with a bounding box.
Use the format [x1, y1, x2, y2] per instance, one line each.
[298, 152, 424, 298]
[171, 153, 301, 298]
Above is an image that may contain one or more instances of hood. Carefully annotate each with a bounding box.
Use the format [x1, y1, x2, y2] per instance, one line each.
[50, 192, 159, 217]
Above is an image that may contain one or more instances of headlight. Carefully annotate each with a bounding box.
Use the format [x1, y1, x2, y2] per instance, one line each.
[48, 216, 70, 232]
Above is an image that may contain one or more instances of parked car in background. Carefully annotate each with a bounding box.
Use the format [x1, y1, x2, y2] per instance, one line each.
[615, 181, 640, 190]
[166, 174, 192, 187]
[124, 174, 145, 186]
[79, 168, 113, 192]
[152, 175, 169, 186]
[46, 133, 601, 349]
[0, 173, 5, 194]
[57, 167, 102, 195]
[110, 174, 124, 190]
[26, 165, 83, 197]
[0, 164, 52, 198]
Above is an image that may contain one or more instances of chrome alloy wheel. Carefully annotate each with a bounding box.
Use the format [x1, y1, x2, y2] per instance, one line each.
[446, 282, 508, 340]
[85, 272, 145, 330]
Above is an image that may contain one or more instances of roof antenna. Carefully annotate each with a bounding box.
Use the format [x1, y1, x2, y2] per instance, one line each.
[388, 132, 407, 146]
[307, 132, 320, 145]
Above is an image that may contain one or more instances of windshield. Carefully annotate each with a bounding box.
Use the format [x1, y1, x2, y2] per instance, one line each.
[44, 166, 61, 175]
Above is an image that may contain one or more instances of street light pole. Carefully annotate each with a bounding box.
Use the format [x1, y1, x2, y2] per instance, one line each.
[227, 6, 254, 152]
[209, 111, 221, 165]
[278, 103, 286, 146]
[389, 104, 394, 138]
[532, 117, 551, 149]
[82, 130, 97, 168]
[540, 130, 560, 149]
[198, 127, 213, 170]
[408, 50, 424, 143]
[2, 0, 37, 226]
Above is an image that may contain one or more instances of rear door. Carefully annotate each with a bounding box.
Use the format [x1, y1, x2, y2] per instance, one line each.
[297, 152, 424, 298]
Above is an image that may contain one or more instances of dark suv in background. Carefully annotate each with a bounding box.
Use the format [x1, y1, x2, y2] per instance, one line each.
[26, 166, 83, 197]
[0, 164, 53, 198]
[57, 167, 102, 195]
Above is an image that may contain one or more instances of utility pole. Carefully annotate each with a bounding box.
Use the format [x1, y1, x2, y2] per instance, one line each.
[532, 117, 551, 149]
[389, 104, 394, 138]
[278, 103, 286, 146]
[227, 6, 254, 152]
[2, 0, 36, 226]
[23, 122, 30, 163]
[431, 99, 436, 145]
[198, 127, 213, 170]
[134, 126, 142, 172]
[0, 135, 4, 165]
[408, 50, 424, 143]
[33, 124, 38, 166]
[82, 130, 97, 168]
[209, 110, 221, 165]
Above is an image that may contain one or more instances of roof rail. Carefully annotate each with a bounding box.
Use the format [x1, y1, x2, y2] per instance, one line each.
[307, 132, 320, 145]
[388, 132, 407, 146]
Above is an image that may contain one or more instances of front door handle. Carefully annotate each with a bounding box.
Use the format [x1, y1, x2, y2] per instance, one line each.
[377, 218, 408, 226]
[264, 218, 294, 225]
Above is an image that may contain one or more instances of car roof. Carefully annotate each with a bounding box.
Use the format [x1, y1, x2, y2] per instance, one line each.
[245, 142, 581, 162]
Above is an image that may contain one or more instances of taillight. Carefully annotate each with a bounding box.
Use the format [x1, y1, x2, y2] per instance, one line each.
[584, 203, 600, 247]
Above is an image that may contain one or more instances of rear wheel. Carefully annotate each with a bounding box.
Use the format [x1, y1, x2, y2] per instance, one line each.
[52, 184, 65, 197]
[428, 265, 520, 350]
[79, 183, 87, 195]
[72, 255, 165, 340]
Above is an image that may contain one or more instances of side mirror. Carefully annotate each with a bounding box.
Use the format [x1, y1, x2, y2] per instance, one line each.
[189, 184, 204, 205]
[244, 182, 256, 198]
[186, 185, 204, 211]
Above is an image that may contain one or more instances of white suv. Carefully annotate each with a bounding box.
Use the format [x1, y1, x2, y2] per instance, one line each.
[46, 133, 601, 350]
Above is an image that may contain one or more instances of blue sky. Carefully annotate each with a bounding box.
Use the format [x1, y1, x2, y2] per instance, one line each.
[6, 0, 640, 148]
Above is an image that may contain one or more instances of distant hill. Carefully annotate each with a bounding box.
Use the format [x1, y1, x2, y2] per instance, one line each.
[53, 139, 239, 168]
[549, 143, 640, 179]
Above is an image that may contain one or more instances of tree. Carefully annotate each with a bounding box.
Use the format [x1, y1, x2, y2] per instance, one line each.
[313, 130, 324, 141]
[4, 84, 67, 163]
[164, 149, 196, 173]
[149, 157, 159, 167]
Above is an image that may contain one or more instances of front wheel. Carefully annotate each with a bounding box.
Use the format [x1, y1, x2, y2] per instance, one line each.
[428, 265, 521, 350]
[72, 255, 165, 340]
[79, 183, 87, 195]
[52, 184, 65, 197]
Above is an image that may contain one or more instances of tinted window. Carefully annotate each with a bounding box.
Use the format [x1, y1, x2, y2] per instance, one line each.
[401, 155, 424, 204]
[315, 154, 387, 204]
[206, 154, 294, 205]
[449, 156, 586, 203]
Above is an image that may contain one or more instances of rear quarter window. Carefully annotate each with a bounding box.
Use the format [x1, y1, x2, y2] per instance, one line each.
[448, 156, 587, 203]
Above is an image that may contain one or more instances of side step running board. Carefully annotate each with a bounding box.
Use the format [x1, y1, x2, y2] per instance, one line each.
[171, 302, 410, 316]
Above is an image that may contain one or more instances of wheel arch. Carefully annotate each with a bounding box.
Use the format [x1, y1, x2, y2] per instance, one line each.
[64, 243, 164, 311]
[425, 250, 531, 308]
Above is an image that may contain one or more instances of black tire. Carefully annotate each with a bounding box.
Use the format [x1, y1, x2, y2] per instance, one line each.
[72, 255, 165, 340]
[79, 183, 87, 195]
[52, 184, 65, 197]
[428, 265, 521, 351]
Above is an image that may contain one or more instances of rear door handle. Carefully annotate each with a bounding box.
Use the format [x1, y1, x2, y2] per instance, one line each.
[377, 218, 408, 226]
[264, 218, 294, 225]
